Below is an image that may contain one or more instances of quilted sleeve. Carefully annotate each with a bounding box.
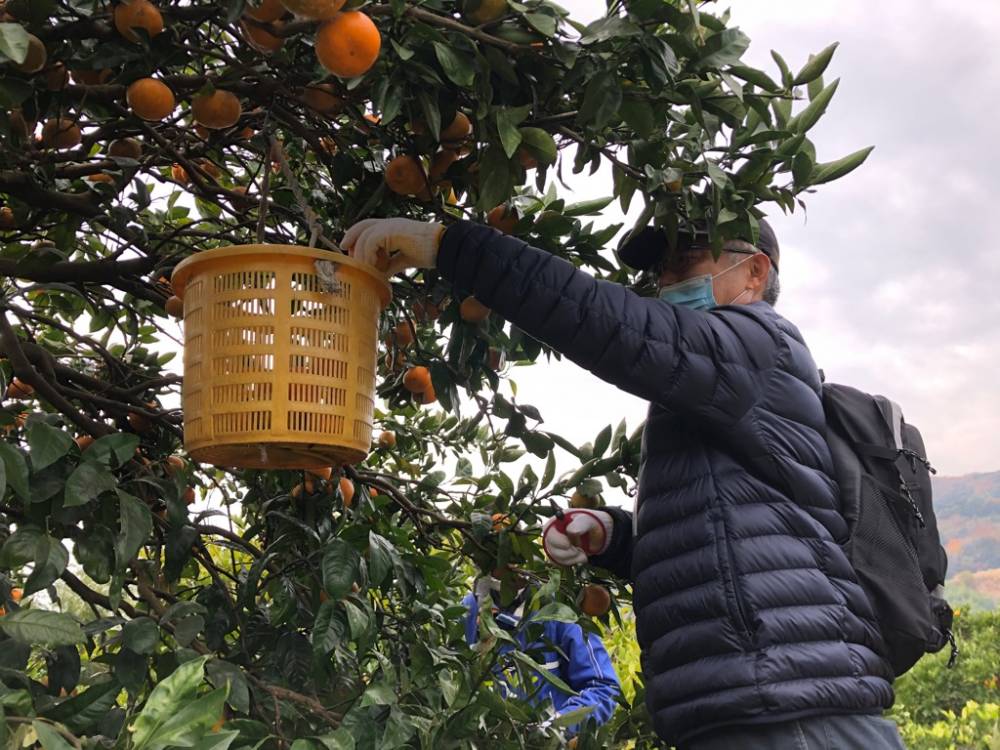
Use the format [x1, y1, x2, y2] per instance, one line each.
[437, 221, 779, 425]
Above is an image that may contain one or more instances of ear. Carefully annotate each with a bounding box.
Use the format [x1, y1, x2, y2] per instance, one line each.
[748, 253, 771, 291]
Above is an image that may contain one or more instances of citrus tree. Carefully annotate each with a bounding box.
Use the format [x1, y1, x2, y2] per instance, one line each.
[0, 0, 870, 748]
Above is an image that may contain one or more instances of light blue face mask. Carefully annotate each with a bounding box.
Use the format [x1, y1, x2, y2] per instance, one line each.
[658, 253, 756, 310]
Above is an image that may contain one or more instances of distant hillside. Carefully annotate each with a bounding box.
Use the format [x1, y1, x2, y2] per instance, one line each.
[932, 471, 1000, 608]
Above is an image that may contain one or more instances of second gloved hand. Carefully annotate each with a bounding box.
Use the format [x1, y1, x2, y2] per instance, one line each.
[341, 218, 444, 276]
[542, 509, 613, 567]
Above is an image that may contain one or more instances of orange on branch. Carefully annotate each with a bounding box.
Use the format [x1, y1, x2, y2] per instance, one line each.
[86, 173, 115, 184]
[315, 11, 381, 79]
[280, 0, 346, 20]
[165, 295, 184, 318]
[243, 0, 285, 22]
[385, 154, 426, 196]
[570, 491, 600, 509]
[459, 295, 490, 323]
[580, 584, 611, 617]
[517, 147, 539, 170]
[182, 486, 196, 505]
[75, 435, 94, 451]
[241, 19, 284, 53]
[126, 78, 176, 121]
[440, 111, 472, 146]
[420, 384, 437, 405]
[487, 347, 505, 371]
[377, 431, 396, 448]
[14, 33, 46, 74]
[301, 84, 345, 116]
[10, 588, 21, 602]
[165, 456, 186, 475]
[392, 321, 415, 348]
[487, 204, 517, 233]
[6, 378, 34, 399]
[339, 477, 355, 507]
[402, 366, 432, 394]
[114, 0, 164, 43]
[465, 0, 507, 25]
[0, 207, 14, 229]
[192, 90, 242, 130]
[40, 118, 81, 149]
[412, 299, 440, 322]
[127, 411, 152, 433]
[171, 163, 189, 185]
[194, 158, 221, 179]
[308, 466, 333, 481]
[429, 149, 458, 181]
[108, 137, 142, 159]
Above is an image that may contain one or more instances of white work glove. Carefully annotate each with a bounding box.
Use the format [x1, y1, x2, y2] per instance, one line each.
[341, 218, 445, 276]
[542, 509, 613, 567]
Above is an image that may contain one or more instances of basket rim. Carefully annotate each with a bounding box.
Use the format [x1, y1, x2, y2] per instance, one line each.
[170, 244, 392, 305]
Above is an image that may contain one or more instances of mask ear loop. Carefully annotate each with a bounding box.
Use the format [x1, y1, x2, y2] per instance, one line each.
[718, 251, 762, 305]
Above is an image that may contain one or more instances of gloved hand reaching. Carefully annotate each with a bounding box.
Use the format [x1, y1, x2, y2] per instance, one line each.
[542, 509, 614, 567]
[341, 218, 445, 276]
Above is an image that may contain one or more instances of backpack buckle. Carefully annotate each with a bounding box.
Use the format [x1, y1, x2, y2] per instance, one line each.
[946, 629, 959, 669]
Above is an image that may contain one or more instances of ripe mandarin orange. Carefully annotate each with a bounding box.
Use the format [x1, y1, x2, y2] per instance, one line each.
[191, 90, 242, 130]
[114, 0, 164, 43]
[315, 11, 381, 78]
[402, 366, 432, 394]
[126, 78, 176, 121]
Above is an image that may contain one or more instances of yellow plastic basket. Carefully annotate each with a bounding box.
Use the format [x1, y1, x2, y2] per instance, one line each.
[170, 245, 391, 470]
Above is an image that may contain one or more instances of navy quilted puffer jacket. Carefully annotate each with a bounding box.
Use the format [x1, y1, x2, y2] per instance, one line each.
[437, 222, 895, 746]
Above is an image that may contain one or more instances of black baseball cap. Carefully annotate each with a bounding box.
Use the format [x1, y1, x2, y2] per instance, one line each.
[619, 219, 780, 274]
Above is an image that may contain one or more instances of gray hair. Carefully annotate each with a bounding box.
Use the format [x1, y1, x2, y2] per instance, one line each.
[762, 265, 780, 306]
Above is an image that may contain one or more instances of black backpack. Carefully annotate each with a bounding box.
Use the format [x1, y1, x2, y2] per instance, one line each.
[822, 381, 957, 677]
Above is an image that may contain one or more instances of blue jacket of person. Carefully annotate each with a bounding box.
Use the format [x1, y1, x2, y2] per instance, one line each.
[462, 590, 620, 731]
[438, 222, 894, 747]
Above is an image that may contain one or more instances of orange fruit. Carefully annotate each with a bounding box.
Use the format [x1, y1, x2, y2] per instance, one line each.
[75, 434, 94, 451]
[429, 149, 458, 181]
[237, 126, 255, 140]
[392, 321, 414, 348]
[127, 411, 152, 433]
[368, 487, 378, 498]
[243, 0, 285, 22]
[127, 78, 176, 121]
[192, 90, 242, 130]
[194, 158, 221, 179]
[10, 588, 22, 603]
[580, 584, 611, 617]
[491, 512, 510, 531]
[402, 366, 432, 394]
[308, 466, 333, 481]
[182, 486, 196, 505]
[377, 431, 396, 448]
[339, 477, 355, 507]
[109, 137, 142, 159]
[14, 34, 46, 74]
[280, 0, 346, 20]
[517, 147, 538, 170]
[487, 204, 517, 233]
[301, 83, 345, 116]
[87, 173, 115, 184]
[569, 491, 600, 509]
[315, 11, 381, 78]
[44, 63, 69, 91]
[164, 295, 184, 318]
[385, 154, 426, 196]
[171, 163, 189, 185]
[420, 384, 437, 405]
[465, 0, 507, 25]
[6, 379, 34, 399]
[72, 68, 113, 85]
[40, 118, 81, 149]
[240, 19, 284, 53]
[459, 295, 490, 323]
[487, 347, 505, 371]
[0, 207, 16, 229]
[165, 456, 186, 475]
[440, 111, 472, 146]
[114, 0, 164, 43]
[412, 299, 440, 322]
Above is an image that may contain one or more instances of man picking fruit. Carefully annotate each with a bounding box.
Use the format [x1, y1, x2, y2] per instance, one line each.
[341, 217, 906, 750]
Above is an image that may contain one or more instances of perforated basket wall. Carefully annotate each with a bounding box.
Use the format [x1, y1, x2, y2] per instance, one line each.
[170, 245, 391, 469]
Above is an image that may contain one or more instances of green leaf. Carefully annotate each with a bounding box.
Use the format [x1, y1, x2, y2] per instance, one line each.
[367, 533, 394, 587]
[140, 688, 228, 750]
[131, 656, 209, 750]
[123, 617, 159, 654]
[322, 539, 360, 600]
[771, 49, 792, 87]
[523, 12, 557, 37]
[792, 42, 839, 86]
[786, 78, 839, 134]
[86, 433, 140, 467]
[495, 105, 530, 159]
[619, 98, 655, 137]
[592, 424, 612, 457]
[578, 71, 622, 129]
[43, 679, 121, 733]
[475, 145, 514, 211]
[695, 29, 750, 70]
[510, 651, 578, 695]
[312, 600, 348, 656]
[27, 422, 75, 472]
[531, 602, 577, 623]
[433, 43, 475, 88]
[810, 146, 875, 185]
[32, 721, 76, 750]
[728, 65, 781, 92]
[0, 443, 30, 499]
[206, 660, 250, 715]
[541, 451, 556, 487]
[562, 196, 614, 217]
[190, 730, 239, 750]
[0, 22, 29, 64]
[0, 525, 43, 567]
[0, 609, 84, 646]
[25, 534, 68, 596]
[116, 491, 152, 568]
[518, 127, 557, 166]
[64, 460, 117, 507]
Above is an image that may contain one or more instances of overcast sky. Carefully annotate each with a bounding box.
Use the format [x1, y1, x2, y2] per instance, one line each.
[506, 0, 1000, 484]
